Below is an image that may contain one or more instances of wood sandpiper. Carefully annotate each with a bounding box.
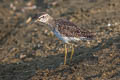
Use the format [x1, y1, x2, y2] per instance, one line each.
[34, 13, 94, 65]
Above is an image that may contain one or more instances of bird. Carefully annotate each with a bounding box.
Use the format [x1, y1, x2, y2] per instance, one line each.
[34, 13, 94, 65]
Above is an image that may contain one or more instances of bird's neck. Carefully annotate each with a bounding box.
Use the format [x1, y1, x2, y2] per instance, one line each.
[47, 18, 56, 30]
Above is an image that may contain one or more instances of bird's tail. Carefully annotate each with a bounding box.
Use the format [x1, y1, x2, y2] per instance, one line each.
[86, 32, 95, 40]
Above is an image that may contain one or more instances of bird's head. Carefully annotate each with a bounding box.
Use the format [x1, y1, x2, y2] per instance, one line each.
[35, 13, 53, 24]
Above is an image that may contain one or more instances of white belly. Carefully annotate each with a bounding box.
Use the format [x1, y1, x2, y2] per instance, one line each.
[53, 29, 69, 43]
[53, 30, 87, 43]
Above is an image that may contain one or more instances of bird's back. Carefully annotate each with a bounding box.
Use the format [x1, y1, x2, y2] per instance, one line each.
[54, 19, 94, 40]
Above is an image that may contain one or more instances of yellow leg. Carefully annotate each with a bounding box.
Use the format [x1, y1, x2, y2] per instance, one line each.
[64, 44, 67, 65]
[70, 44, 74, 62]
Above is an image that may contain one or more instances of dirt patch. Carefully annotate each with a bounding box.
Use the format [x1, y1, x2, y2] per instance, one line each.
[0, 0, 120, 80]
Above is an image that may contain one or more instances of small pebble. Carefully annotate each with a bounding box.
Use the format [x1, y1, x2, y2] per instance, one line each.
[107, 23, 112, 27]
[26, 17, 32, 23]
[20, 54, 26, 59]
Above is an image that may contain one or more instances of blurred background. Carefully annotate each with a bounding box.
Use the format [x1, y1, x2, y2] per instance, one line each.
[0, 0, 120, 80]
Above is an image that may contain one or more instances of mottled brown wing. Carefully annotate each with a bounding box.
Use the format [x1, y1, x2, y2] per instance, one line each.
[55, 19, 93, 38]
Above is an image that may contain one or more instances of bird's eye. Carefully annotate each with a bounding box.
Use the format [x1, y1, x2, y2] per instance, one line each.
[42, 16, 45, 18]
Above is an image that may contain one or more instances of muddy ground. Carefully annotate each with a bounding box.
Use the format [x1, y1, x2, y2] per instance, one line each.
[0, 0, 120, 80]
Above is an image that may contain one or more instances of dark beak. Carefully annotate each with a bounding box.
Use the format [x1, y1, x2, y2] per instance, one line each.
[34, 18, 39, 23]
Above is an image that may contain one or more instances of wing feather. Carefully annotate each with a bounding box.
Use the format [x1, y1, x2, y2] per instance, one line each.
[55, 19, 94, 39]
